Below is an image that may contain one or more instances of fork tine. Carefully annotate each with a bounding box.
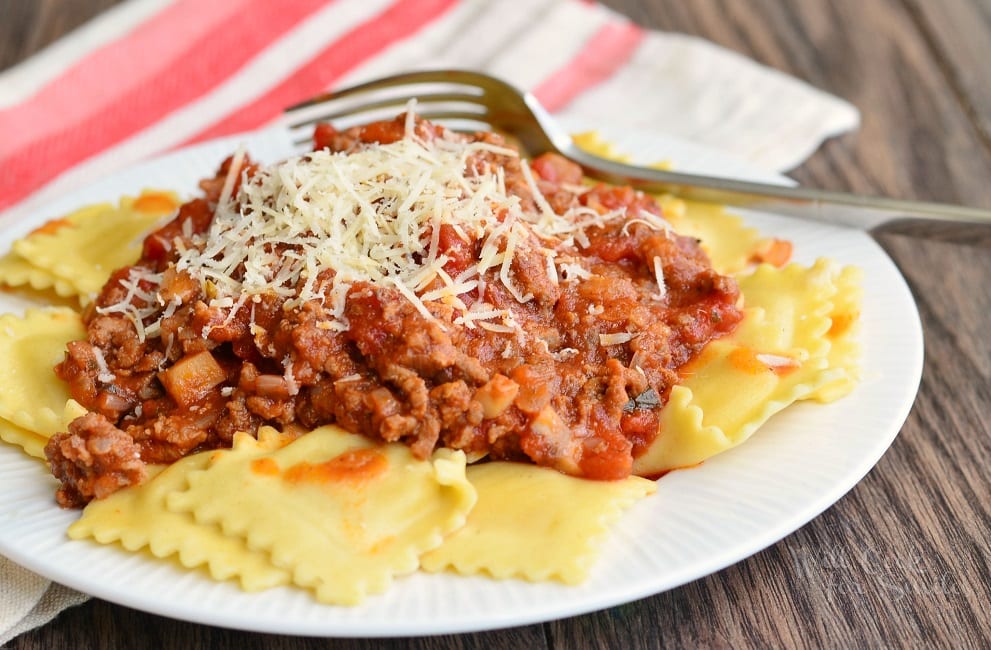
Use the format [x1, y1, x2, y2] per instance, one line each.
[284, 70, 530, 151]
[411, 108, 491, 121]
[285, 71, 488, 114]
[288, 93, 487, 129]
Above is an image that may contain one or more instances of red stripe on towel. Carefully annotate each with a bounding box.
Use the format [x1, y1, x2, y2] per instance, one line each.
[0, 0, 330, 210]
[0, 0, 248, 155]
[532, 20, 644, 113]
[185, 0, 459, 143]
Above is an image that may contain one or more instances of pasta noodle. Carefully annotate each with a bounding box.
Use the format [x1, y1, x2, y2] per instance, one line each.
[421, 462, 655, 584]
[0, 308, 85, 437]
[2, 192, 178, 303]
[166, 425, 476, 605]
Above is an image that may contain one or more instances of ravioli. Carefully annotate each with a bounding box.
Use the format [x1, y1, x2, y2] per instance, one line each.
[10, 191, 177, 300]
[661, 196, 768, 274]
[166, 425, 476, 605]
[68, 427, 294, 592]
[0, 250, 79, 299]
[573, 131, 636, 164]
[0, 418, 47, 460]
[421, 462, 655, 584]
[808, 264, 863, 402]
[0, 308, 85, 437]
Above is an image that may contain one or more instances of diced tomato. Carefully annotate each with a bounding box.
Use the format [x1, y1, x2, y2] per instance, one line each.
[313, 122, 338, 150]
[437, 224, 476, 277]
[623, 409, 660, 458]
[584, 230, 638, 262]
[531, 153, 583, 184]
[355, 120, 406, 145]
[141, 198, 213, 262]
[578, 428, 634, 480]
[342, 289, 392, 354]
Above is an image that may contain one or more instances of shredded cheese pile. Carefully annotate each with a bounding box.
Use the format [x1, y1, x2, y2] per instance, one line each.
[104, 124, 662, 339]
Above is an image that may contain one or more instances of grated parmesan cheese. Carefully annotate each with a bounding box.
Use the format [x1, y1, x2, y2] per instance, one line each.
[92, 347, 114, 384]
[652, 256, 667, 301]
[104, 123, 640, 340]
[622, 209, 673, 237]
[282, 355, 300, 396]
[559, 262, 591, 281]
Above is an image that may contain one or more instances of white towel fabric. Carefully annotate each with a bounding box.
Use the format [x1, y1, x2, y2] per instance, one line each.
[1, 558, 89, 645]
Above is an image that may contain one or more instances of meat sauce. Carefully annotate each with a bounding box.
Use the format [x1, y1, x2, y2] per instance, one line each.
[46, 115, 741, 507]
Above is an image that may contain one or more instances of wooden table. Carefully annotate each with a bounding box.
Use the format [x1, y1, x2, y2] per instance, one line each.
[3, 1, 989, 647]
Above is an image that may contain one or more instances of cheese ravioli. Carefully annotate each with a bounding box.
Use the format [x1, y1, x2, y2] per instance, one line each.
[422, 462, 655, 584]
[166, 425, 476, 605]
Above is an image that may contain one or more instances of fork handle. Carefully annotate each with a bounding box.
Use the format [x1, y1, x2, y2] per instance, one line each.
[568, 150, 991, 245]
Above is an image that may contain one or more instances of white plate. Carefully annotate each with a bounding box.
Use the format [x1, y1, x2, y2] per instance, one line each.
[0, 124, 923, 637]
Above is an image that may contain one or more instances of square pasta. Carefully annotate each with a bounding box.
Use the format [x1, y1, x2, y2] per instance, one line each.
[0, 418, 47, 460]
[420, 462, 656, 584]
[68, 427, 297, 592]
[165, 425, 476, 605]
[0, 308, 85, 437]
[9, 191, 178, 301]
[0, 250, 78, 299]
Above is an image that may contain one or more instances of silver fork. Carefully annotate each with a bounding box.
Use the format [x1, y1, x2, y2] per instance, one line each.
[283, 70, 991, 243]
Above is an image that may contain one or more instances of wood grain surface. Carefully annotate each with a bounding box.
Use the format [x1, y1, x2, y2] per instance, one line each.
[2, 1, 989, 648]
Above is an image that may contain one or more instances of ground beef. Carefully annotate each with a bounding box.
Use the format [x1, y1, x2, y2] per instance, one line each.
[45, 413, 146, 508]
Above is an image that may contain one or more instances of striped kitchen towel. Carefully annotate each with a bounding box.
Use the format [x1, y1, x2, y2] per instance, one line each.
[0, 0, 858, 220]
[0, 0, 858, 643]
